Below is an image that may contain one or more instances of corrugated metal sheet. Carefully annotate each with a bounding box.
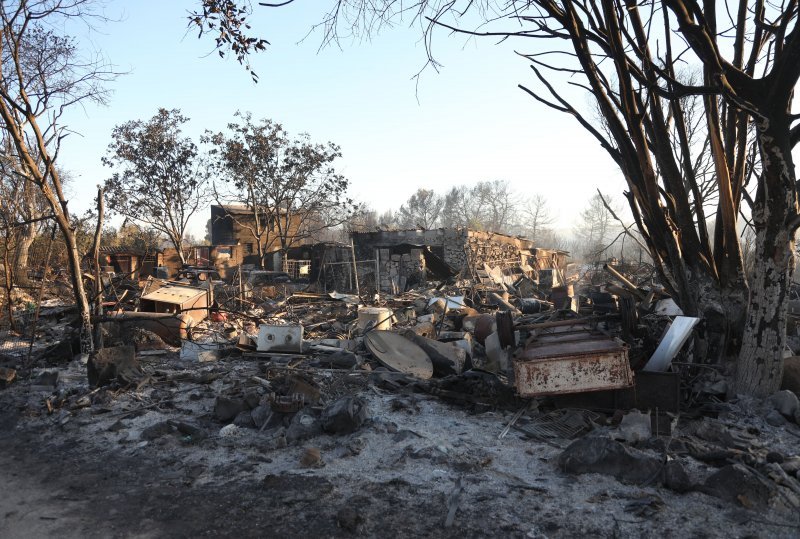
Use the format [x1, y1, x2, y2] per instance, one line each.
[513, 328, 633, 397]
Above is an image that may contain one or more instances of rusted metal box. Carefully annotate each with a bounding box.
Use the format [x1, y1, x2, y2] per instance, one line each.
[514, 329, 633, 397]
[140, 284, 209, 322]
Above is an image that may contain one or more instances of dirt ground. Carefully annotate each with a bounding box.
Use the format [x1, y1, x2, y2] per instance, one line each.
[2, 353, 800, 539]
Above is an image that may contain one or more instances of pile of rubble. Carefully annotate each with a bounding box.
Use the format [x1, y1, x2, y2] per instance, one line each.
[2, 263, 800, 536]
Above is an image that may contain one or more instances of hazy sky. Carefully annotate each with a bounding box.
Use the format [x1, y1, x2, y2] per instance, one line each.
[58, 1, 627, 238]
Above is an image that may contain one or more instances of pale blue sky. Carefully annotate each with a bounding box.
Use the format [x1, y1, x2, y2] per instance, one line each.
[58, 1, 625, 237]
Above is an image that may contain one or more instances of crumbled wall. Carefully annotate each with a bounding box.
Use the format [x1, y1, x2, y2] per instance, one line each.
[351, 228, 538, 293]
[465, 230, 533, 271]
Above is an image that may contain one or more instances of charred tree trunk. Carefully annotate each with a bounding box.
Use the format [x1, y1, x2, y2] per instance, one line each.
[91, 188, 104, 350]
[3, 234, 15, 332]
[169, 233, 187, 266]
[257, 241, 266, 270]
[734, 121, 798, 396]
[12, 223, 34, 287]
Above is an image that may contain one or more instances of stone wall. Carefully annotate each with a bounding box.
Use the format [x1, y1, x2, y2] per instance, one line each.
[376, 248, 425, 294]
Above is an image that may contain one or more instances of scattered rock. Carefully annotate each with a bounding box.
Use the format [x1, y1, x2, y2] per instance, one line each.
[87, 346, 142, 387]
[244, 391, 261, 409]
[0, 367, 16, 385]
[170, 420, 205, 438]
[300, 447, 323, 468]
[319, 350, 359, 369]
[769, 390, 799, 420]
[616, 410, 652, 443]
[663, 460, 693, 493]
[141, 421, 174, 441]
[39, 338, 75, 365]
[233, 410, 256, 428]
[286, 408, 322, 443]
[215, 396, 246, 422]
[766, 451, 785, 464]
[251, 405, 272, 429]
[336, 506, 364, 532]
[321, 396, 368, 434]
[127, 327, 169, 351]
[32, 370, 59, 389]
[781, 356, 800, 394]
[558, 436, 663, 485]
[702, 464, 775, 509]
[765, 409, 789, 427]
[219, 424, 243, 438]
[781, 456, 800, 474]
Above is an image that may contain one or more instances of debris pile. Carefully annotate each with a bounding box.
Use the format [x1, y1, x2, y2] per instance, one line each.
[2, 248, 800, 536]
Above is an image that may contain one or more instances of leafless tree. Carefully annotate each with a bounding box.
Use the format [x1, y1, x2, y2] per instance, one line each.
[0, 136, 49, 286]
[397, 188, 443, 229]
[440, 180, 518, 233]
[521, 194, 555, 243]
[573, 193, 618, 263]
[0, 0, 116, 353]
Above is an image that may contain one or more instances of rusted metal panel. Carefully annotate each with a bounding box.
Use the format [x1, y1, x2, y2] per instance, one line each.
[141, 285, 206, 303]
[140, 284, 209, 321]
[514, 330, 633, 397]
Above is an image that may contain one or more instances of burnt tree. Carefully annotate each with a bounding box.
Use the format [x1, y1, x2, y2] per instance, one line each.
[0, 0, 115, 353]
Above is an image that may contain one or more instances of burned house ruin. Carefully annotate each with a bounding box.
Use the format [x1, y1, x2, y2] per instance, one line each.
[348, 228, 568, 294]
